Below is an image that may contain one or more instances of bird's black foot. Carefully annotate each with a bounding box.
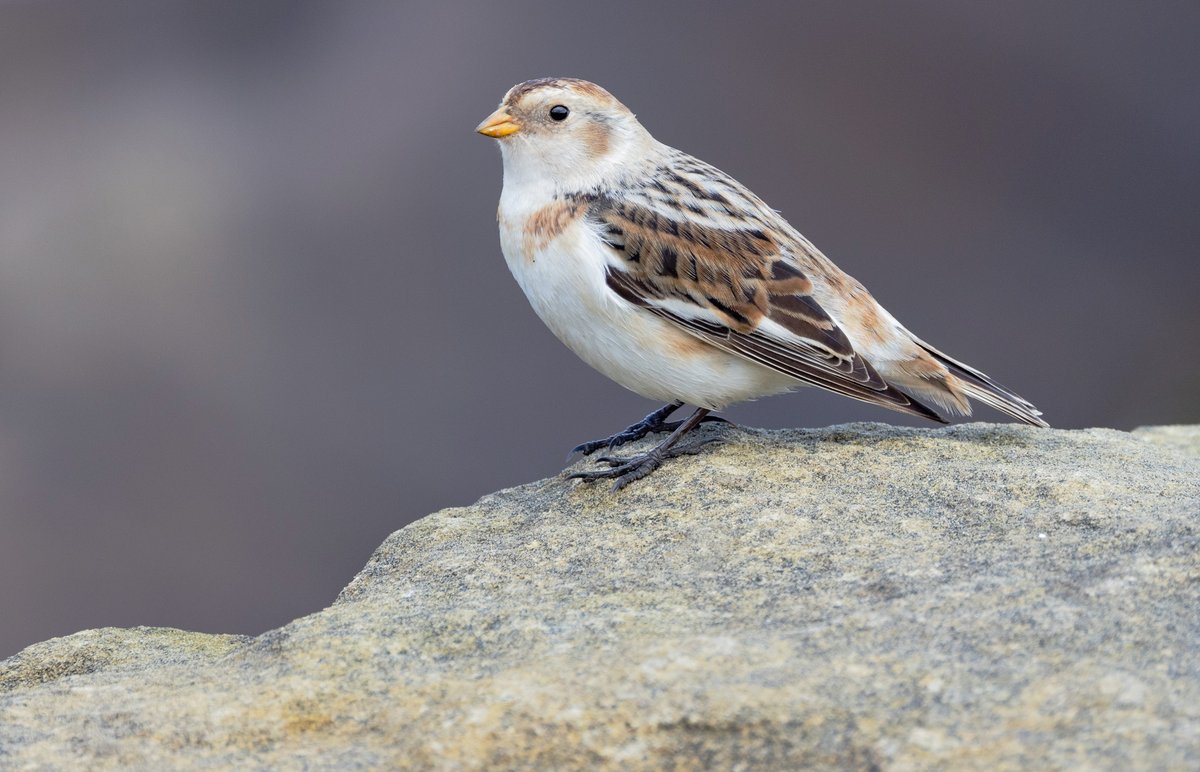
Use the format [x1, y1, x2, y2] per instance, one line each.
[567, 407, 723, 491]
[567, 437, 721, 491]
[568, 402, 730, 458]
[568, 402, 681, 457]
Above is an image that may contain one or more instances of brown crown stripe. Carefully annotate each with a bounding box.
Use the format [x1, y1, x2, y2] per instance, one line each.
[505, 78, 616, 105]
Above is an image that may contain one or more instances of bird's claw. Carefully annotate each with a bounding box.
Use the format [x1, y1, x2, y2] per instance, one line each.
[567, 411, 730, 460]
[566, 402, 683, 459]
[567, 437, 722, 491]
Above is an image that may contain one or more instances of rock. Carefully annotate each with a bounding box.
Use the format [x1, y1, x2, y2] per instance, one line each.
[2, 423, 1198, 768]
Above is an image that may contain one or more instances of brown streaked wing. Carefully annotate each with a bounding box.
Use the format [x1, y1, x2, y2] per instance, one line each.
[605, 269, 947, 423]
[585, 182, 947, 423]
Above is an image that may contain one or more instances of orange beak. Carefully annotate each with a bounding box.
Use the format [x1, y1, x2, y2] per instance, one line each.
[475, 108, 520, 138]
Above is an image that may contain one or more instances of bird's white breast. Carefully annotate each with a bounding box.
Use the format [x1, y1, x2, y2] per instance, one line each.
[496, 186, 797, 410]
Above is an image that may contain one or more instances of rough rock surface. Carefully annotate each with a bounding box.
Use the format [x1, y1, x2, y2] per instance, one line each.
[2, 423, 1198, 769]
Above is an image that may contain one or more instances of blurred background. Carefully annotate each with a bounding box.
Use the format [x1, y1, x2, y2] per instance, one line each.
[1, 0, 1197, 657]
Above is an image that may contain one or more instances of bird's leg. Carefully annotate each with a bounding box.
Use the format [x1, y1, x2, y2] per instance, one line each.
[569, 402, 732, 458]
[567, 407, 721, 491]
[568, 401, 683, 457]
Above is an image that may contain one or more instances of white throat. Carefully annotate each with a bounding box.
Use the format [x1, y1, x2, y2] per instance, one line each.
[497, 125, 660, 196]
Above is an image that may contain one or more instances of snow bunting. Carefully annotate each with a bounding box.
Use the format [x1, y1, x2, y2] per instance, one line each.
[477, 77, 1047, 490]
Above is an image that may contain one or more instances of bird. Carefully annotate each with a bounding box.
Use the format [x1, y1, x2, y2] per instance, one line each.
[476, 78, 1047, 490]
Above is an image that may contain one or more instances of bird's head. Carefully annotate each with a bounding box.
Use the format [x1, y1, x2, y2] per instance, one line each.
[476, 78, 654, 189]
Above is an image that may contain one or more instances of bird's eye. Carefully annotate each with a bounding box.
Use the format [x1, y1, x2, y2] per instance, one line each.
[549, 105, 570, 121]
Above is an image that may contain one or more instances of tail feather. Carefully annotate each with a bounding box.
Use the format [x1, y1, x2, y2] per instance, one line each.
[914, 340, 1049, 427]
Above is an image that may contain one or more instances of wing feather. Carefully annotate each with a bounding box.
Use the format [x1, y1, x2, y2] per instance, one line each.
[588, 186, 947, 423]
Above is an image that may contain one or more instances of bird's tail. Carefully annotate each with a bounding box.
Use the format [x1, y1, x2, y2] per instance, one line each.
[913, 338, 1049, 427]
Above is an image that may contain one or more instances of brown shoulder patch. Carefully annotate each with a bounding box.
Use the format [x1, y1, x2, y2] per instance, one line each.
[523, 199, 586, 258]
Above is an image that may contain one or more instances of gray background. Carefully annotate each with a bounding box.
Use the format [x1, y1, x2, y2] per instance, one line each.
[1, 0, 1197, 658]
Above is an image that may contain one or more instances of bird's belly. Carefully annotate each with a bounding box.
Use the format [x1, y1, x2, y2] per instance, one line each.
[500, 223, 796, 410]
